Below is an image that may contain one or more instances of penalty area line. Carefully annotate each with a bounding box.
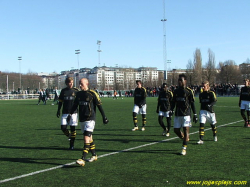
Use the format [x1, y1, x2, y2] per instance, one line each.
[0, 120, 243, 184]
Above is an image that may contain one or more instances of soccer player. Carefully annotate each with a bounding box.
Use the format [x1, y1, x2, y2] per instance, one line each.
[156, 83, 173, 136]
[197, 81, 218, 144]
[51, 87, 60, 105]
[113, 90, 118, 99]
[56, 77, 79, 149]
[239, 78, 250, 127]
[132, 80, 147, 131]
[170, 74, 198, 155]
[67, 78, 109, 167]
[37, 89, 44, 105]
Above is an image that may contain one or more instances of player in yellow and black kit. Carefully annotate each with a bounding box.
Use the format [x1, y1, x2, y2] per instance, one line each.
[239, 78, 250, 127]
[156, 83, 173, 136]
[170, 74, 198, 155]
[197, 81, 217, 144]
[67, 78, 109, 167]
[56, 77, 79, 150]
[132, 80, 147, 131]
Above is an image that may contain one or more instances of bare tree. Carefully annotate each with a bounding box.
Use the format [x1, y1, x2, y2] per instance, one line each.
[203, 48, 216, 84]
[193, 48, 202, 85]
[186, 59, 194, 86]
[218, 60, 241, 84]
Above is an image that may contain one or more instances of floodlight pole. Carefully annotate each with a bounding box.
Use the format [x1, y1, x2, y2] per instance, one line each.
[97, 40, 102, 67]
[161, 0, 167, 80]
[75, 49, 80, 70]
[18, 56, 22, 90]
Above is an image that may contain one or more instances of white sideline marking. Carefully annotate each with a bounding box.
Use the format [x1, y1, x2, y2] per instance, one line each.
[0, 120, 243, 184]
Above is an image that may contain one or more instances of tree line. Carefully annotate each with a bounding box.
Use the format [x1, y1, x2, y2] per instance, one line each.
[173, 48, 249, 86]
[0, 72, 45, 93]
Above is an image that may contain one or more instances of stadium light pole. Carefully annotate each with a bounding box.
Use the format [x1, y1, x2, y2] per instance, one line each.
[166, 59, 171, 80]
[75, 49, 80, 70]
[97, 40, 102, 67]
[18, 56, 22, 90]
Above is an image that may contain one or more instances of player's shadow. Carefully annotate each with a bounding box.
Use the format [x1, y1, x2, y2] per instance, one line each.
[0, 157, 76, 166]
[0, 145, 81, 151]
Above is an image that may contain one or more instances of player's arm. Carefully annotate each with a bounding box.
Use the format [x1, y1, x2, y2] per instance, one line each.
[239, 88, 243, 107]
[69, 96, 79, 115]
[156, 95, 160, 113]
[189, 89, 198, 123]
[209, 91, 217, 106]
[56, 90, 64, 117]
[92, 90, 109, 124]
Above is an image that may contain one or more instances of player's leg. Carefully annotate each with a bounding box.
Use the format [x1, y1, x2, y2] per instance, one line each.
[241, 109, 247, 126]
[210, 123, 217, 141]
[88, 137, 97, 162]
[68, 113, 78, 149]
[141, 114, 146, 131]
[246, 101, 250, 127]
[210, 112, 218, 141]
[141, 104, 147, 131]
[166, 117, 171, 136]
[158, 115, 167, 135]
[181, 127, 189, 155]
[76, 132, 91, 167]
[197, 123, 205, 144]
[173, 117, 184, 139]
[37, 97, 41, 105]
[61, 114, 70, 138]
[240, 101, 248, 127]
[61, 125, 69, 137]
[132, 105, 139, 131]
[198, 110, 206, 144]
[69, 126, 76, 149]
[132, 112, 139, 131]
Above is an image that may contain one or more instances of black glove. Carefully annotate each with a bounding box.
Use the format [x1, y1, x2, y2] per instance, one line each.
[139, 105, 142, 108]
[156, 109, 159, 113]
[56, 111, 60, 118]
[169, 110, 174, 117]
[193, 114, 198, 123]
[66, 114, 71, 123]
[103, 117, 109, 124]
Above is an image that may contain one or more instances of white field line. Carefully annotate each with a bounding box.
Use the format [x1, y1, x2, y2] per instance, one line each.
[0, 120, 243, 184]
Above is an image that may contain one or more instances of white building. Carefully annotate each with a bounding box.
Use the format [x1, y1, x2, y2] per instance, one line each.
[46, 66, 165, 91]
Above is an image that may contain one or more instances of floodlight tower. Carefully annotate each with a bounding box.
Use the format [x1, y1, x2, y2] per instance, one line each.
[18, 56, 22, 89]
[97, 40, 102, 67]
[161, 0, 167, 80]
[75, 49, 80, 70]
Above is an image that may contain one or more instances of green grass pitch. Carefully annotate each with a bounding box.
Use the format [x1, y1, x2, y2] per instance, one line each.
[0, 96, 249, 187]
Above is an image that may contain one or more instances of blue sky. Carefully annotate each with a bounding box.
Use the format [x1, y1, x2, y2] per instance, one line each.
[1, 0, 249, 74]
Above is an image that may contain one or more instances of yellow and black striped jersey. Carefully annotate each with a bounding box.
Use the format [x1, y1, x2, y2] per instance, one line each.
[199, 90, 217, 113]
[58, 87, 79, 114]
[134, 87, 147, 106]
[157, 90, 173, 112]
[71, 89, 102, 122]
[172, 87, 195, 116]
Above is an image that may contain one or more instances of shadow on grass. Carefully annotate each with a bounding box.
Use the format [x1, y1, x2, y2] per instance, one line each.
[96, 138, 180, 144]
[0, 157, 76, 166]
[0, 145, 82, 151]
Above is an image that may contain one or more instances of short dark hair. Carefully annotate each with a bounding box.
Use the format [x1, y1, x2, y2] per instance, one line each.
[179, 74, 187, 80]
[136, 80, 142, 84]
[65, 77, 73, 84]
[162, 83, 167, 88]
